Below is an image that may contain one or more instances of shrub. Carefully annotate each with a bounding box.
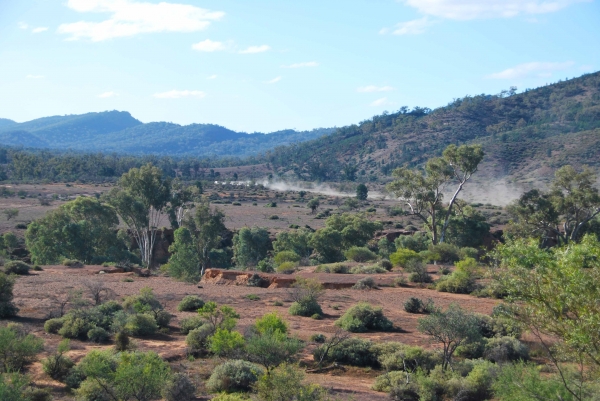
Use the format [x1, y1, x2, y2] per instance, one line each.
[114, 331, 130, 352]
[87, 327, 110, 343]
[378, 259, 393, 271]
[155, 310, 172, 328]
[349, 265, 387, 274]
[335, 303, 394, 332]
[288, 278, 323, 317]
[161, 373, 196, 401]
[42, 339, 74, 381]
[255, 362, 329, 401]
[58, 312, 96, 339]
[289, 299, 322, 317]
[344, 247, 377, 262]
[206, 360, 263, 393]
[428, 243, 460, 264]
[313, 338, 377, 367]
[0, 325, 44, 372]
[211, 394, 247, 401]
[209, 329, 245, 356]
[125, 313, 158, 337]
[177, 296, 205, 312]
[406, 260, 432, 283]
[352, 277, 376, 290]
[395, 232, 430, 252]
[436, 257, 478, 294]
[44, 318, 64, 334]
[276, 262, 297, 274]
[62, 259, 84, 268]
[269, 215, 279, 220]
[403, 297, 424, 314]
[255, 313, 288, 335]
[393, 275, 408, 287]
[186, 325, 213, 352]
[180, 316, 206, 334]
[459, 247, 479, 260]
[3, 261, 29, 275]
[310, 334, 326, 343]
[483, 336, 529, 363]
[273, 251, 301, 266]
[314, 263, 349, 274]
[372, 371, 405, 392]
[390, 248, 421, 267]
[374, 342, 440, 372]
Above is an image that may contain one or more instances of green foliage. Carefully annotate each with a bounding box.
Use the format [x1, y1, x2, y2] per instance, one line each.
[325, 213, 382, 249]
[3, 261, 29, 276]
[395, 232, 430, 253]
[0, 325, 44, 372]
[436, 257, 478, 294]
[335, 302, 394, 333]
[209, 328, 245, 357]
[356, 184, 368, 200]
[374, 342, 440, 373]
[406, 260, 432, 283]
[42, 339, 74, 381]
[233, 227, 270, 269]
[124, 313, 158, 337]
[255, 313, 288, 335]
[314, 263, 349, 274]
[289, 300, 322, 317]
[161, 373, 196, 401]
[206, 360, 263, 393]
[344, 246, 377, 262]
[307, 198, 320, 213]
[244, 328, 303, 373]
[273, 251, 301, 266]
[25, 197, 122, 265]
[87, 327, 110, 343]
[288, 278, 323, 317]
[377, 238, 396, 258]
[122, 287, 168, 327]
[273, 228, 313, 260]
[275, 261, 297, 274]
[352, 277, 377, 290]
[309, 227, 344, 263]
[197, 301, 239, 334]
[256, 363, 329, 401]
[0, 372, 31, 401]
[185, 325, 212, 352]
[403, 297, 435, 314]
[349, 264, 387, 274]
[483, 336, 529, 363]
[314, 338, 378, 368]
[167, 227, 200, 283]
[443, 207, 491, 248]
[0, 273, 18, 318]
[44, 318, 64, 334]
[177, 295, 205, 312]
[418, 304, 482, 370]
[389, 248, 422, 267]
[179, 316, 205, 335]
[427, 243, 461, 264]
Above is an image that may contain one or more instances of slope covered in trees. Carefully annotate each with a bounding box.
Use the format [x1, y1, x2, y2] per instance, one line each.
[0, 111, 334, 158]
[263, 71, 600, 185]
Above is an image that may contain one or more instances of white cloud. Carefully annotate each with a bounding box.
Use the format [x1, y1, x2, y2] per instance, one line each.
[487, 61, 575, 79]
[192, 39, 227, 52]
[264, 76, 282, 84]
[281, 61, 319, 68]
[98, 91, 119, 98]
[18, 22, 29, 30]
[240, 45, 271, 54]
[380, 17, 433, 35]
[32, 27, 48, 33]
[371, 97, 390, 107]
[402, 0, 589, 20]
[153, 90, 206, 99]
[59, 0, 224, 42]
[207, 75, 218, 79]
[26, 75, 44, 79]
[358, 85, 395, 93]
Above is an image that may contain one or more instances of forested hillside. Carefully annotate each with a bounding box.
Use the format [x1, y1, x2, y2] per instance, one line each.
[263, 71, 600, 186]
[0, 111, 334, 158]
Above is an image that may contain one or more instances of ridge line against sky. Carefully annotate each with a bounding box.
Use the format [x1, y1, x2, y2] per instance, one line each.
[0, 0, 598, 132]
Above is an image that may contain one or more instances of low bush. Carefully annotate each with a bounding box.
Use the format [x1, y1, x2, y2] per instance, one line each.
[209, 328, 245, 357]
[177, 295, 205, 312]
[352, 277, 377, 290]
[255, 313, 288, 335]
[276, 262, 297, 274]
[161, 373, 196, 401]
[3, 261, 30, 275]
[289, 299, 322, 317]
[390, 248, 422, 267]
[349, 265, 387, 274]
[206, 360, 264, 393]
[314, 263, 349, 274]
[459, 247, 479, 260]
[42, 339, 74, 381]
[406, 260, 432, 283]
[44, 318, 64, 334]
[483, 336, 529, 363]
[87, 327, 110, 343]
[372, 371, 406, 392]
[0, 325, 44, 372]
[186, 325, 213, 352]
[428, 243, 460, 264]
[374, 342, 440, 372]
[378, 259, 393, 271]
[62, 259, 84, 268]
[404, 297, 423, 314]
[344, 247, 378, 262]
[310, 333, 326, 343]
[274, 251, 301, 266]
[180, 316, 206, 334]
[436, 258, 478, 294]
[335, 302, 394, 332]
[313, 337, 378, 367]
[124, 313, 158, 337]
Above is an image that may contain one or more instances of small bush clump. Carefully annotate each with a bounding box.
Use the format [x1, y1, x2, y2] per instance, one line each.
[352, 277, 377, 290]
[483, 336, 529, 363]
[335, 302, 394, 332]
[206, 360, 264, 393]
[177, 295, 205, 312]
[162, 373, 196, 401]
[3, 261, 30, 275]
[313, 337, 378, 367]
[403, 297, 435, 314]
[349, 265, 387, 274]
[315, 263, 349, 274]
[344, 247, 378, 262]
[62, 259, 84, 268]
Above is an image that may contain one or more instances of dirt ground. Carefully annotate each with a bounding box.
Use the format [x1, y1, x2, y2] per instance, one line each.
[8, 264, 499, 400]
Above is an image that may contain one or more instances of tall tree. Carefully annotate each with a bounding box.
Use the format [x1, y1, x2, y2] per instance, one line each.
[107, 164, 171, 267]
[184, 202, 227, 276]
[386, 144, 483, 244]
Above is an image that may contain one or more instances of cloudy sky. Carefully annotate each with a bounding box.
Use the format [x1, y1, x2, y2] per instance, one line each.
[1, 0, 598, 132]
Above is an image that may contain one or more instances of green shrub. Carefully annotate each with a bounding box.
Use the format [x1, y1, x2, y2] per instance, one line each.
[289, 299, 322, 317]
[374, 342, 440, 372]
[114, 331, 130, 352]
[180, 316, 206, 334]
[255, 313, 288, 335]
[161, 373, 196, 401]
[390, 248, 421, 267]
[335, 302, 394, 332]
[75, 378, 112, 401]
[395, 233, 430, 252]
[344, 247, 378, 262]
[436, 257, 478, 294]
[275, 262, 297, 274]
[349, 265, 387, 274]
[155, 310, 172, 328]
[42, 339, 74, 381]
[246, 294, 260, 301]
[403, 297, 424, 314]
[206, 360, 263, 393]
[273, 251, 301, 266]
[209, 329, 245, 357]
[3, 261, 29, 275]
[62, 259, 84, 268]
[314, 263, 349, 273]
[483, 336, 529, 363]
[310, 334, 326, 343]
[186, 325, 213, 352]
[125, 313, 158, 337]
[0, 325, 44, 372]
[406, 260, 432, 283]
[87, 327, 110, 343]
[58, 312, 96, 339]
[459, 247, 479, 260]
[255, 363, 329, 401]
[372, 371, 405, 392]
[313, 338, 377, 367]
[44, 318, 64, 334]
[211, 394, 248, 401]
[428, 243, 460, 264]
[177, 296, 205, 312]
[378, 259, 393, 271]
[352, 277, 376, 290]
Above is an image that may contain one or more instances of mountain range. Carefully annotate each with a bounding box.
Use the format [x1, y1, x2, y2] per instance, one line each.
[0, 112, 334, 158]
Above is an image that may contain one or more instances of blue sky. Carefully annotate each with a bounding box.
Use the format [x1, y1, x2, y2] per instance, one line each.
[1, 0, 599, 132]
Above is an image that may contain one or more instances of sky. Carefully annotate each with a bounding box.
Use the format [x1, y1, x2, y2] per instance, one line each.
[1, 0, 599, 133]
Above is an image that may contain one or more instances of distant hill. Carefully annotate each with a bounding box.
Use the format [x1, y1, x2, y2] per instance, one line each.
[263, 71, 600, 187]
[0, 111, 335, 158]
